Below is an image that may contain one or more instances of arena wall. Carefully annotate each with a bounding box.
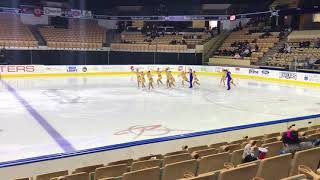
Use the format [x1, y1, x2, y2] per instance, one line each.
[3, 50, 203, 65]
[0, 64, 320, 179]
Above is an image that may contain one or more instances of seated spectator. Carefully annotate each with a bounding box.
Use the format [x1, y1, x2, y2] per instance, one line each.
[234, 53, 241, 59]
[314, 59, 320, 69]
[170, 40, 177, 45]
[283, 43, 291, 53]
[299, 41, 311, 48]
[252, 39, 257, 43]
[241, 48, 251, 57]
[280, 125, 314, 154]
[315, 38, 320, 48]
[255, 44, 259, 52]
[279, 31, 285, 40]
[181, 40, 187, 45]
[305, 55, 316, 69]
[242, 140, 258, 163]
[260, 31, 272, 39]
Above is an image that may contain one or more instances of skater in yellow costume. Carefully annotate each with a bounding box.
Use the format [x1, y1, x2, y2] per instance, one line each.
[220, 69, 227, 86]
[192, 71, 200, 87]
[135, 69, 141, 88]
[147, 71, 154, 90]
[180, 71, 189, 87]
[165, 68, 170, 88]
[140, 71, 146, 88]
[156, 68, 163, 86]
[168, 71, 175, 87]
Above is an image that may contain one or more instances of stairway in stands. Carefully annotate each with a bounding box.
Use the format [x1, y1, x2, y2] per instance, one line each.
[203, 31, 230, 64]
[105, 29, 121, 47]
[28, 26, 46, 46]
[257, 32, 291, 66]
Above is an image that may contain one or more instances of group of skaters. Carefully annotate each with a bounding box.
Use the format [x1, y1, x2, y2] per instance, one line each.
[135, 68, 200, 90]
[134, 68, 235, 91]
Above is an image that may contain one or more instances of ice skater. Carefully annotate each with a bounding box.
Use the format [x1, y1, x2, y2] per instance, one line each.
[165, 68, 170, 88]
[220, 69, 227, 86]
[226, 70, 233, 90]
[147, 71, 154, 90]
[180, 71, 189, 87]
[135, 69, 141, 88]
[156, 68, 163, 86]
[168, 71, 175, 88]
[140, 71, 146, 88]
[189, 69, 193, 88]
[192, 71, 200, 87]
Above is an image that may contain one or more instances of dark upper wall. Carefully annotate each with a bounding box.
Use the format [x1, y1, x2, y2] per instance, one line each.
[0, 0, 273, 16]
[299, 13, 320, 30]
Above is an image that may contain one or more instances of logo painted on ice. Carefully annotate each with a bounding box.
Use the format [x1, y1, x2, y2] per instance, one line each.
[279, 72, 297, 80]
[114, 125, 192, 139]
[67, 66, 77, 72]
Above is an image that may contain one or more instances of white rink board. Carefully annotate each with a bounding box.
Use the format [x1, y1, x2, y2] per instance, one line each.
[1, 65, 320, 84]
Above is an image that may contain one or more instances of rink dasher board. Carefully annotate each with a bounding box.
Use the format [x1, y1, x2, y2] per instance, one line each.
[0, 65, 320, 87]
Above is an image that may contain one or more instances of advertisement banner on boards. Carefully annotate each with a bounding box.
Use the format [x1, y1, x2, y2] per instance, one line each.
[43, 7, 62, 16]
[0, 65, 43, 74]
[70, 9, 81, 18]
[303, 73, 320, 83]
[82, 10, 92, 18]
[279, 71, 297, 80]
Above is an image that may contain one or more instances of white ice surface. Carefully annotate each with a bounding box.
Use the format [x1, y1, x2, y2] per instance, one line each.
[0, 75, 319, 162]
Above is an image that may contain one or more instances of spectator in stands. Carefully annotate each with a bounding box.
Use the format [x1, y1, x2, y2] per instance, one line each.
[299, 41, 311, 48]
[315, 38, 320, 48]
[181, 39, 187, 45]
[254, 44, 259, 52]
[314, 59, 320, 69]
[279, 31, 285, 40]
[283, 43, 291, 53]
[260, 31, 272, 39]
[241, 48, 251, 57]
[234, 53, 241, 59]
[252, 38, 257, 43]
[242, 140, 258, 163]
[0, 47, 6, 64]
[280, 125, 314, 154]
[305, 55, 316, 69]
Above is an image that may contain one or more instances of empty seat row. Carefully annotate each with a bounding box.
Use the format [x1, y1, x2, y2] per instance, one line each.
[15, 126, 320, 180]
[47, 42, 102, 49]
[18, 147, 319, 180]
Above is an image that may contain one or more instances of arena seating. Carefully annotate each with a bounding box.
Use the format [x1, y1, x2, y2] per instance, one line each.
[211, 28, 279, 65]
[110, 43, 188, 52]
[39, 19, 105, 50]
[15, 125, 320, 180]
[111, 31, 210, 52]
[0, 14, 37, 48]
[266, 30, 320, 69]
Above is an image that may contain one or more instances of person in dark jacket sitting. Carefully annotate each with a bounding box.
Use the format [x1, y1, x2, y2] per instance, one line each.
[280, 125, 314, 154]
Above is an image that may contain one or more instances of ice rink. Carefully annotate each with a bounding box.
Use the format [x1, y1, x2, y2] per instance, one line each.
[0, 75, 320, 163]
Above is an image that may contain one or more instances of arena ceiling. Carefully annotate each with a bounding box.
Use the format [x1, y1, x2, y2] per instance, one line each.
[1, 0, 297, 16]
